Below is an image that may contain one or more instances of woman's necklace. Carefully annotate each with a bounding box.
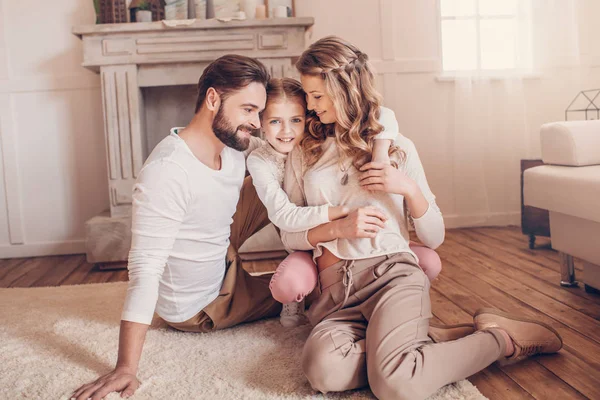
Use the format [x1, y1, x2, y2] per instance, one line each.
[337, 149, 350, 186]
[340, 163, 349, 185]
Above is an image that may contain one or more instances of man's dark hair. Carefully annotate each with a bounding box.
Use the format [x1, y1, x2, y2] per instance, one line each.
[195, 55, 270, 113]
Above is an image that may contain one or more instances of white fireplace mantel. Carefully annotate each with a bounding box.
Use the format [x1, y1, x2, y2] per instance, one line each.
[73, 18, 314, 263]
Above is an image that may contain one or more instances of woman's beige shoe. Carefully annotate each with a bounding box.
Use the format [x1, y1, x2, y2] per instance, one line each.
[474, 308, 563, 366]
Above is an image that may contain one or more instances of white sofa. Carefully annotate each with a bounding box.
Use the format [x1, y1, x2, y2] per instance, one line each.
[524, 121, 600, 292]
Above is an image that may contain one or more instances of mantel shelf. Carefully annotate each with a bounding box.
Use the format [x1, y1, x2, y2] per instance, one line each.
[73, 17, 314, 38]
[74, 17, 314, 72]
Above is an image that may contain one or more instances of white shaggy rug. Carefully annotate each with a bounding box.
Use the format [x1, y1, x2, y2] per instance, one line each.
[0, 282, 487, 400]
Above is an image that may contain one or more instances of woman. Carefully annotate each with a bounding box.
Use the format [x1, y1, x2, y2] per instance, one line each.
[280, 36, 563, 400]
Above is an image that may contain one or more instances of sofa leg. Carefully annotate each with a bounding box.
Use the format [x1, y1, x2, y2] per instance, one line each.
[528, 235, 536, 249]
[559, 252, 579, 287]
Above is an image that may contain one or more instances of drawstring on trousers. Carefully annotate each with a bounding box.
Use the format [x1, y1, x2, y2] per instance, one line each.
[334, 260, 355, 311]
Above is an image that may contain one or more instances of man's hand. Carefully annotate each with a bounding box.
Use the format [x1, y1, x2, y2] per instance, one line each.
[333, 206, 388, 239]
[358, 162, 417, 197]
[72, 366, 140, 400]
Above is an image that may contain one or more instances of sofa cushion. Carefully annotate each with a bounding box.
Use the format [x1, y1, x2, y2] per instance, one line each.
[524, 165, 600, 223]
[541, 121, 600, 166]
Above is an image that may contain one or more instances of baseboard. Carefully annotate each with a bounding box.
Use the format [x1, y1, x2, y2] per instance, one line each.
[96, 261, 128, 271]
[0, 240, 86, 259]
[443, 212, 521, 229]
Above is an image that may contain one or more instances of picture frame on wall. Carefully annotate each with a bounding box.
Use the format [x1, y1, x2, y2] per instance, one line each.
[265, 0, 296, 17]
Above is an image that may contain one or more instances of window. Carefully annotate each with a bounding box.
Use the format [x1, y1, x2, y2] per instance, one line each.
[440, 0, 531, 73]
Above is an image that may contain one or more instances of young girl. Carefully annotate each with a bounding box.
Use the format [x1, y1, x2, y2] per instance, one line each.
[247, 78, 442, 327]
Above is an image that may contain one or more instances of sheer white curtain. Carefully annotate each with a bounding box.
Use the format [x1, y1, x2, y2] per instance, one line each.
[439, 0, 584, 225]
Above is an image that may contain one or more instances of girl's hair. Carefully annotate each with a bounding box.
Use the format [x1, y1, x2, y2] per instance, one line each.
[263, 77, 307, 111]
[295, 36, 402, 168]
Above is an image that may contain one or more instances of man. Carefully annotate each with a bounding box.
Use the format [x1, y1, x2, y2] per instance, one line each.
[73, 55, 281, 400]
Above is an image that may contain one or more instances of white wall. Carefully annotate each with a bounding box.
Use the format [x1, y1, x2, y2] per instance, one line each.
[1, 0, 599, 258]
[0, 0, 107, 257]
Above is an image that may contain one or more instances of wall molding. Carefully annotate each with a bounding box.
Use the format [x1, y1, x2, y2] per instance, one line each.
[376, 0, 441, 75]
[0, 72, 100, 252]
[443, 212, 521, 230]
[0, 93, 24, 244]
[379, 0, 395, 61]
[0, 240, 86, 259]
[0, 74, 100, 94]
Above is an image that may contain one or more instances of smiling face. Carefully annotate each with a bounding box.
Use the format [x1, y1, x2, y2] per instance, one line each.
[261, 100, 306, 154]
[212, 82, 266, 151]
[300, 74, 337, 125]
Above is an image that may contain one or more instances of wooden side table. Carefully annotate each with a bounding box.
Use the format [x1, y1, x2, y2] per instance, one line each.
[520, 159, 551, 249]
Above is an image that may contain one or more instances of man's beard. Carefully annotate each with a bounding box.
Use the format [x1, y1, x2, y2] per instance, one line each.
[212, 107, 258, 151]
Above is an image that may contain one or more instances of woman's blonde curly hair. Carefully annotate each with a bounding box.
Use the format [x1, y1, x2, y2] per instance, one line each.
[295, 36, 403, 168]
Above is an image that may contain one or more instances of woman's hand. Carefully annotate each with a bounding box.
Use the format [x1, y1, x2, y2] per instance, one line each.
[359, 162, 430, 219]
[358, 162, 418, 197]
[72, 366, 140, 400]
[333, 206, 388, 239]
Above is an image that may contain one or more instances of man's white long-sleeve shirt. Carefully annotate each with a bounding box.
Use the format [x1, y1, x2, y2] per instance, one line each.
[121, 129, 261, 325]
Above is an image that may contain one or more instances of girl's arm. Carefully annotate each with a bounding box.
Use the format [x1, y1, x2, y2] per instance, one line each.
[372, 139, 392, 164]
[277, 149, 318, 250]
[371, 106, 400, 164]
[373, 106, 400, 141]
[277, 153, 386, 249]
[247, 151, 349, 233]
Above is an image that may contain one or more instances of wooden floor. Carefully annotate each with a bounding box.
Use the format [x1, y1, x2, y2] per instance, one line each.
[1, 226, 599, 399]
